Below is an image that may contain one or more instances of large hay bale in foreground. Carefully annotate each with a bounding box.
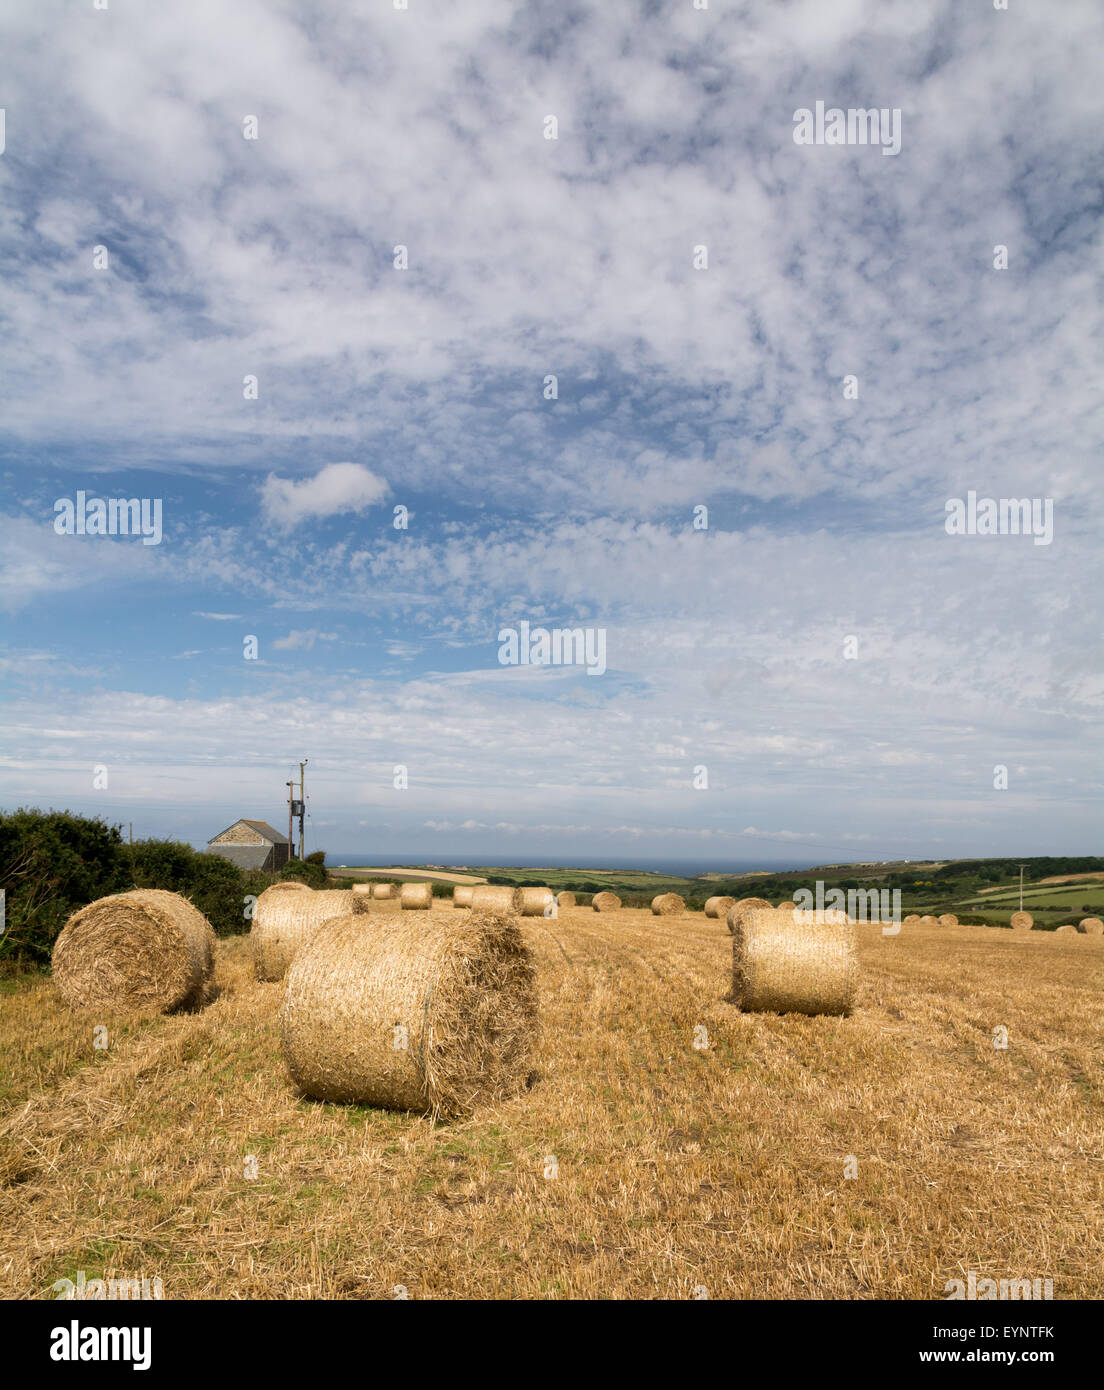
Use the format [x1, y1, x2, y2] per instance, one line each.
[52, 889, 216, 1015]
[281, 911, 537, 1118]
[267, 880, 312, 893]
[704, 895, 736, 919]
[938, 914, 958, 928]
[726, 897, 772, 934]
[252, 889, 354, 982]
[592, 891, 621, 912]
[1010, 911, 1033, 931]
[399, 882, 433, 911]
[453, 885, 475, 909]
[1077, 917, 1103, 936]
[556, 891, 576, 909]
[730, 908, 858, 1017]
[471, 884, 522, 913]
[518, 887, 555, 917]
[1054, 924, 1077, 935]
[651, 893, 685, 916]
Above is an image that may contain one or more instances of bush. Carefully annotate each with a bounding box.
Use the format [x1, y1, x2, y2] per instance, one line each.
[431, 881, 453, 898]
[280, 857, 327, 889]
[0, 808, 131, 968]
[305, 850, 326, 866]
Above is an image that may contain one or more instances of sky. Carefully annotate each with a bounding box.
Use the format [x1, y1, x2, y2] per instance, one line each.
[1, 0, 1101, 867]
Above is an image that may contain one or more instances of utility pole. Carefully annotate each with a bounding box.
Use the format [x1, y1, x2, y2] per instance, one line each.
[129, 821, 133, 846]
[299, 760, 308, 859]
[287, 780, 296, 859]
[1017, 863, 1028, 913]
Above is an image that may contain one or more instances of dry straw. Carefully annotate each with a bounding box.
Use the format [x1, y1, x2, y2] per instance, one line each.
[281, 910, 538, 1119]
[651, 893, 685, 916]
[592, 891, 621, 912]
[556, 891, 576, 909]
[704, 895, 736, 919]
[399, 882, 433, 911]
[1010, 911, 1033, 931]
[729, 908, 858, 1017]
[518, 887, 555, 917]
[471, 884, 522, 913]
[52, 889, 216, 1015]
[1077, 917, 1103, 936]
[453, 885, 475, 909]
[1054, 924, 1077, 936]
[938, 914, 958, 928]
[726, 897, 773, 934]
[252, 888, 354, 982]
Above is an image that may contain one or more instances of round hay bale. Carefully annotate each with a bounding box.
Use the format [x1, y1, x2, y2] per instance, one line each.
[281, 911, 538, 1118]
[938, 914, 958, 928]
[704, 895, 736, 919]
[1077, 917, 1103, 936]
[919, 915, 938, 925]
[399, 881, 433, 911]
[726, 897, 772, 934]
[651, 893, 685, 916]
[1054, 924, 1077, 935]
[592, 891, 621, 912]
[1010, 911, 1033, 931]
[452, 885, 475, 909]
[372, 882, 396, 900]
[555, 891, 576, 909]
[903, 914, 921, 925]
[471, 884, 522, 913]
[518, 887, 555, 917]
[252, 889, 354, 982]
[52, 889, 216, 1015]
[267, 880, 312, 893]
[730, 908, 858, 1017]
[776, 900, 797, 912]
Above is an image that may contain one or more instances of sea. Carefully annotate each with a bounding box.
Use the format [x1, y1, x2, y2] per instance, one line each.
[327, 854, 823, 876]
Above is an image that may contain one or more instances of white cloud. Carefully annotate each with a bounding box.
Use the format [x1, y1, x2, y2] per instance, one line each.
[271, 628, 338, 651]
[260, 463, 389, 529]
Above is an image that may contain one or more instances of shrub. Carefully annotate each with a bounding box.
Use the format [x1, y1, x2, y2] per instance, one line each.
[126, 839, 249, 937]
[305, 850, 326, 866]
[280, 857, 328, 889]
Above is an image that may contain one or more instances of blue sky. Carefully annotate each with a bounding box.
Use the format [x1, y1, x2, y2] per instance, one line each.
[1, 0, 1101, 865]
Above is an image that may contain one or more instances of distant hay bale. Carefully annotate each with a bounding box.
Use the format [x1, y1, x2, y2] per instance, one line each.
[726, 897, 773, 935]
[1010, 911, 1033, 931]
[1054, 924, 1077, 935]
[252, 888, 354, 982]
[453, 885, 475, 909]
[903, 914, 921, 925]
[1077, 917, 1103, 936]
[399, 882, 433, 911]
[776, 900, 797, 912]
[938, 914, 958, 928]
[52, 889, 216, 1015]
[556, 891, 576, 909]
[592, 891, 621, 912]
[518, 887, 555, 917]
[704, 895, 736, 919]
[281, 911, 538, 1119]
[920, 915, 938, 925]
[730, 909, 859, 1017]
[372, 882, 396, 900]
[471, 885, 522, 914]
[651, 893, 685, 916]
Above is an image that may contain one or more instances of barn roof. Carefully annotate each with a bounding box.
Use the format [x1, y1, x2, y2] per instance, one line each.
[208, 818, 290, 845]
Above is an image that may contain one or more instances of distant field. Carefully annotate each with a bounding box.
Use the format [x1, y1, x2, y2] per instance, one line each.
[1, 913, 1099, 1298]
[327, 867, 487, 885]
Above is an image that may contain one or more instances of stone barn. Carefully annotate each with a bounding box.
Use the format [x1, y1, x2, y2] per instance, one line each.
[206, 818, 291, 872]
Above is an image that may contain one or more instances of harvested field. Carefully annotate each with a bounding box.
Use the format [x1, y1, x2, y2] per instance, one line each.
[0, 911, 1100, 1299]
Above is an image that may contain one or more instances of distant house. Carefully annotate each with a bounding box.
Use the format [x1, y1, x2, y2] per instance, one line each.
[206, 819, 290, 872]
